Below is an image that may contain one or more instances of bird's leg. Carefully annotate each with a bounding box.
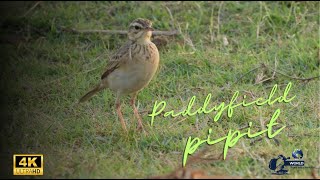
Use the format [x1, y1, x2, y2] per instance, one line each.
[130, 92, 144, 131]
[116, 93, 127, 133]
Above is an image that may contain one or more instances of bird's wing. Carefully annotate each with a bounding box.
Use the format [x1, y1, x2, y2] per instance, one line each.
[101, 41, 132, 79]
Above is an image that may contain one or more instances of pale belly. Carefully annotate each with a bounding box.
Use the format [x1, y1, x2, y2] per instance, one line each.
[106, 59, 159, 94]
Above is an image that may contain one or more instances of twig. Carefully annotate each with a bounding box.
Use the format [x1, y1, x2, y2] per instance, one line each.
[163, 5, 195, 51]
[273, 70, 320, 81]
[234, 62, 320, 86]
[217, 2, 224, 36]
[169, 117, 187, 128]
[67, 29, 127, 35]
[209, 6, 215, 43]
[234, 65, 261, 84]
[60, 27, 181, 36]
[241, 141, 266, 164]
[257, 106, 272, 147]
[165, 6, 176, 30]
[256, 2, 264, 39]
[253, 56, 277, 85]
[22, 1, 42, 17]
[271, 56, 277, 79]
[250, 137, 263, 146]
[255, 77, 271, 85]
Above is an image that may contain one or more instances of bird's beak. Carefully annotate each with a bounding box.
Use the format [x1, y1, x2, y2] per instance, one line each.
[145, 27, 154, 31]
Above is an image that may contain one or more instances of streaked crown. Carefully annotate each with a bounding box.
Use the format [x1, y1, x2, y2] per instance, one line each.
[129, 18, 152, 30]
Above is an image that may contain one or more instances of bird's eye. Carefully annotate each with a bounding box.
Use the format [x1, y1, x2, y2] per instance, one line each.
[134, 26, 141, 30]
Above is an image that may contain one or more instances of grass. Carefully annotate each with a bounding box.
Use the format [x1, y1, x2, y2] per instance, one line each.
[0, 1, 319, 179]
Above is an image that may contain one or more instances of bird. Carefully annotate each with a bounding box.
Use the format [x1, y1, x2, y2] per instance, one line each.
[79, 18, 160, 133]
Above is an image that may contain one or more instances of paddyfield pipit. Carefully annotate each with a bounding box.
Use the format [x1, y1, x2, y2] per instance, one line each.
[79, 18, 160, 133]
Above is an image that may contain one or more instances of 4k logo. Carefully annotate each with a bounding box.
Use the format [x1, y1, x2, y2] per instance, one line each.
[13, 154, 43, 175]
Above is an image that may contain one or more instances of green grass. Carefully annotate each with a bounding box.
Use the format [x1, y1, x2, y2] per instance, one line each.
[0, 1, 319, 179]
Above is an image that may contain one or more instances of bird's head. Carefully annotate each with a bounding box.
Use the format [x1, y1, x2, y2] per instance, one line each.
[127, 18, 154, 43]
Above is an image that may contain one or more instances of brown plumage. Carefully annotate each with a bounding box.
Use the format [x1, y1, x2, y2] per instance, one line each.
[79, 18, 160, 133]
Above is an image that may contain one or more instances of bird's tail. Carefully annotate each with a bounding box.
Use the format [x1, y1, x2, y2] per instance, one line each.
[79, 84, 104, 103]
